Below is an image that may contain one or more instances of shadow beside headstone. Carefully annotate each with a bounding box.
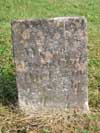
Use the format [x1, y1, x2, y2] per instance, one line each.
[0, 71, 18, 106]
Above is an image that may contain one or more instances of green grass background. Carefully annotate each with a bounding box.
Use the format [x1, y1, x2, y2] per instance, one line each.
[0, 0, 100, 107]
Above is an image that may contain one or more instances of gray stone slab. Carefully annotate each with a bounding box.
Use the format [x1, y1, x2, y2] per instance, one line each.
[11, 17, 89, 112]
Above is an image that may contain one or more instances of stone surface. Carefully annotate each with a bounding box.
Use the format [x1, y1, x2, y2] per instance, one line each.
[11, 17, 89, 112]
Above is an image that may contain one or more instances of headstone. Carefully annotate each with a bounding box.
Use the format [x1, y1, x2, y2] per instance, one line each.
[12, 17, 89, 112]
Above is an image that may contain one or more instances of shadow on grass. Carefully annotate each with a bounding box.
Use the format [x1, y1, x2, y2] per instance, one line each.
[0, 71, 18, 106]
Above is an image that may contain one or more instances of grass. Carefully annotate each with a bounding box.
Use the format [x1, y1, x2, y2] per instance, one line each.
[0, 105, 100, 133]
[0, 0, 100, 132]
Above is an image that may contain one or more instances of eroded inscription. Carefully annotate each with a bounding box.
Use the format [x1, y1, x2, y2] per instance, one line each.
[12, 17, 89, 112]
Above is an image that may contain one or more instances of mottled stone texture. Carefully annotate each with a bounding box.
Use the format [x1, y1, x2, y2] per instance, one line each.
[11, 17, 89, 112]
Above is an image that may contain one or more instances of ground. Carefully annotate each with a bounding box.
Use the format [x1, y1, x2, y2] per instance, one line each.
[0, 0, 100, 132]
[0, 106, 100, 133]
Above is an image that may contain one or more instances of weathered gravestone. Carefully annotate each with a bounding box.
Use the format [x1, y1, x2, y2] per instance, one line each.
[12, 17, 89, 112]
